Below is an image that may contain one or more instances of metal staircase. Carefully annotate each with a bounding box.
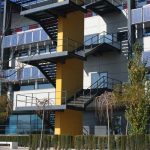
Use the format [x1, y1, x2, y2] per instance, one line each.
[37, 62, 56, 87]
[9, 0, 58, 42]
[36, 110, 55, 133]
[67, 76, 122, 110]
[74, 31, 121, 56]
[85, 0, 121, 16]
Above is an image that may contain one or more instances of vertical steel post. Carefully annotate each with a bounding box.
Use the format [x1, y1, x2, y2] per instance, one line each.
[127, 0, 132, 59]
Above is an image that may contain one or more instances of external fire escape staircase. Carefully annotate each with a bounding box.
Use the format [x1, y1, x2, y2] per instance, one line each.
[10, 0, 86, 88]
[9, 0, 123, 130]
[67, 76, 122, 110]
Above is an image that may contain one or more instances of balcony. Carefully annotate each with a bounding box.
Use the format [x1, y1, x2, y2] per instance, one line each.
[132, 4, 150, 24]
[2, 28, 50, 48]
[14, 90, 67, 111]
[75, 32, 121, 56]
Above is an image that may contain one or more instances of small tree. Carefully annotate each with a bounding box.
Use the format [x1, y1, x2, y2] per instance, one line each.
[113, 43, 150, 134]
[0, 95, 11, 128]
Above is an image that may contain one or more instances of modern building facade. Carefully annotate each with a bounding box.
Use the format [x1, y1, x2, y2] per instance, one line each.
[0, 0, 150, 135]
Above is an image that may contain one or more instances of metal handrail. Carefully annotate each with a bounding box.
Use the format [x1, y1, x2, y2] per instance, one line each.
[74, 31, 121, 53]
[15, 90, 67, 107]
[73, 76, 122, 101]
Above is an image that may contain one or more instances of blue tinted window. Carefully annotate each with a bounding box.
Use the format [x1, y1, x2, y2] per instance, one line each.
[20, 84, 35, 91]
[38, 83, 54, 89]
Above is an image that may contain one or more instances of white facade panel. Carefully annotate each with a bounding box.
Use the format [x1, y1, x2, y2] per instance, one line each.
[143, 36, 150, 67]
[144, 36, 150, 51]
[84, 16, 106, 36]
[83, 53, 128, 89]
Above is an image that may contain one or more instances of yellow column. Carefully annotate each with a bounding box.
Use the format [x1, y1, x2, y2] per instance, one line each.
[55, 11, 84, 135]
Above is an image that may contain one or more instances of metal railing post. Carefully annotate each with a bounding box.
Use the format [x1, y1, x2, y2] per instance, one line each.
[16, 95, 17, 108]
[25, 96, 27, 107]
[97, 81, 98, 93]
[31, 93, 33, 106]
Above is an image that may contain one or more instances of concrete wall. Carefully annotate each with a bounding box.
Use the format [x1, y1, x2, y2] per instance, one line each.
[11, 13, 36, 29]
[84, 13, 127, 36]
[83, 52, 128, 89]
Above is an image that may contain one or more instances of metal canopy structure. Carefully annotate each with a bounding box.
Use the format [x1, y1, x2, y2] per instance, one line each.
[86, 0, 121, 16]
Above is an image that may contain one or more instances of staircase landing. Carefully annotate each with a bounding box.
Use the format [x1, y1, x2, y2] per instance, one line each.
[86, 0, 121, 16]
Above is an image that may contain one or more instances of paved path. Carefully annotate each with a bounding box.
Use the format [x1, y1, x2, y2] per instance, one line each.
[0, 146, 29, 150]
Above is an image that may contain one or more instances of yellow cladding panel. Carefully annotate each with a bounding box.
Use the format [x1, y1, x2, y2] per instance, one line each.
[57, 11, 84, 52]
[56, 58, 83, 105]
[55, 110, 83, 135]
[55, 10, 84, 135]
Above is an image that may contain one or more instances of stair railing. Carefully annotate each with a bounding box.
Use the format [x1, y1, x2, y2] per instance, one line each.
[73, 76, 122, 102]
[73, 31, 121, 55]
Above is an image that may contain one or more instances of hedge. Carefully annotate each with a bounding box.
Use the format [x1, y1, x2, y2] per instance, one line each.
[0, 134, 149, 149]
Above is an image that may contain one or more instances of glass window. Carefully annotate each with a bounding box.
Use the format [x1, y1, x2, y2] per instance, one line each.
[20, 84, 35, 91]
[38, 83, 54, 89]
[31, 115, 38, 133]
[144, 27, 150, 36]
[5, 115, 17, 134]
[17, 115, 30, 134]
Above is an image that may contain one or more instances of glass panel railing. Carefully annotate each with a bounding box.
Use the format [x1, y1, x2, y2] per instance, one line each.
[33, 29, 40, 42]
[4, 67, 47, 81]
[3, 36, 11, 48]
[11, 34, 17, 46]
[41, 29, 49, 41]
[132, 4, 150, 24]
[143, 4, 150, 22]
[31, 67, 39, 79]
[25, 31, 32, 44]
[132, 8, 142, 24]
[18, 33, 25, 45]
[2, 28, 49, 48]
